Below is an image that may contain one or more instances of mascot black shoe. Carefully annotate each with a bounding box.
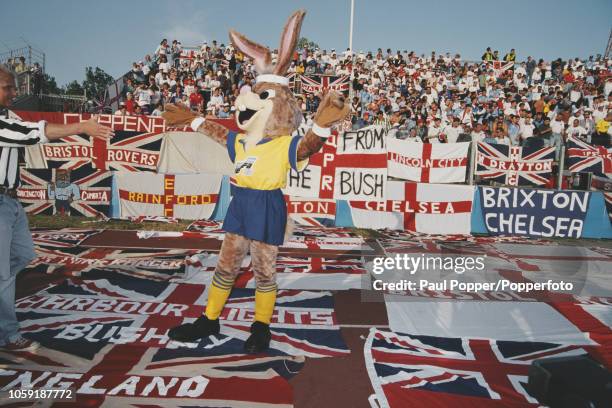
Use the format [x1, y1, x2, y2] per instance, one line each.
[244, 321, 272, 353]
[168, 315, 220, 342]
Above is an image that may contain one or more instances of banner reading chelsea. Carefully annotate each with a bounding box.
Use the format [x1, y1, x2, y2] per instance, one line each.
[479, 186, 590, 238]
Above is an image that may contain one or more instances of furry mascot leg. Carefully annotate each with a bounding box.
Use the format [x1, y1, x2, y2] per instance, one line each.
[168, 233, 250, 342]
[244, 240, 279, 353]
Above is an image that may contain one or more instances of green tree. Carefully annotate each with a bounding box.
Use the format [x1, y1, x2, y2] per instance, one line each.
[63, 80, 84, 96]
[82, 66, 114, 101]
[40, 73, 62, 95]
[297, 37, 319, 51]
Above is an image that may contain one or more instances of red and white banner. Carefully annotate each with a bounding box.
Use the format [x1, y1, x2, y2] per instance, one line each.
[284, 125, 388, 201]
[285, 196, 336, 226]
[117, 172, 222, 219]
[387, 138, 469, 183]
[333, 125, 388, 201]
[348, 181, 474, 234]
[283, 136, 336, 198]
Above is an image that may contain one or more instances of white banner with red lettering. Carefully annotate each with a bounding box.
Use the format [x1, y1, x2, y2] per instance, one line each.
[387, 138, 469, 183]
[333, 126, 388, 201]
[116, 172, 222, 219]
[347, 181, 474, 234]
[283, 125, 388, 201]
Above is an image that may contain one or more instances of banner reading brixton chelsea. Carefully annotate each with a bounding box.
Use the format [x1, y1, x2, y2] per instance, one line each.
[479, 186, 590, 238]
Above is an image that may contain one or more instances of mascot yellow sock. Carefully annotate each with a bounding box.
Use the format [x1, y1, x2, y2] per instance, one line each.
[254, 284, 277, 324]
[205, 272, 235, 320]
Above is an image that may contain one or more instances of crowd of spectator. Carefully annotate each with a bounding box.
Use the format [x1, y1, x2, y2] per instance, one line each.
[2, 56, 43, 96]
[116, 39, 612, 153]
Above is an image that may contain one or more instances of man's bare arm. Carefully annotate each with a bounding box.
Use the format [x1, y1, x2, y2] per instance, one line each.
[46, 117, 114, 141]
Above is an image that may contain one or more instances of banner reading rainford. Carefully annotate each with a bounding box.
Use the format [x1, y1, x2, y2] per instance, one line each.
[479, 186, 591, 238]
[117, 172, 222, 219]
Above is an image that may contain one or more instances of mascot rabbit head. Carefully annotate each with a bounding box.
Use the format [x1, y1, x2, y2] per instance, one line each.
[230, 10, 305, 142]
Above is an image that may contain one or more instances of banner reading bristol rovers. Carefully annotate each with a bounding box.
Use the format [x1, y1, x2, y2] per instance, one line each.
[116, 172, 222, 219]
[18, 111, 169, 171]
[479, 186, 590, 238]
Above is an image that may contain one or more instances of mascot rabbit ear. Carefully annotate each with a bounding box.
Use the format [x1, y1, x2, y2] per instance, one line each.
[273, 9, 306, 76]
[229, 30, 273, 74]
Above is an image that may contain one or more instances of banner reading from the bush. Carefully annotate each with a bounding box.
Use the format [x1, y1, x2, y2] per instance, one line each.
[116, 172, 222, 219]
[476, 142, 555, 186]
[348, 181, 474, 234]
[284, 136, 337, 199]
[479, 186, 590, 238]
[333, 125, 388, 201]
[284, 125, 388, 201]
[17, 165, 111, 217]
[387, 138, 469, 183]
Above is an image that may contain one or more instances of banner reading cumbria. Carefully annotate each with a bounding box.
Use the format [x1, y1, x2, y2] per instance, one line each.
[479, 186, 591, 238]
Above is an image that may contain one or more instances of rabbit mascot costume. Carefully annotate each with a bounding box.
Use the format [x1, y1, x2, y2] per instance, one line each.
[162, 10, 349, 353]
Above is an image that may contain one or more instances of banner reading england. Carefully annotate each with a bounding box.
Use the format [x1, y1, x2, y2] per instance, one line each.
[116, 172, 222, 219]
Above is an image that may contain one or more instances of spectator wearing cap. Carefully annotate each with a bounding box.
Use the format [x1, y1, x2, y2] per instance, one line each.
[217, 103, 231, 118]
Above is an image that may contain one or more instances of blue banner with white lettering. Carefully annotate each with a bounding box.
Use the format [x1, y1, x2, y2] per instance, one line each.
[478, 186, 590, 238]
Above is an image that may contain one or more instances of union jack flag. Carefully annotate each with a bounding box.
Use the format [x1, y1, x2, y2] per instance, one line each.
[17, 165, 111, 217]
[566, 137, 612, 174]
[591, 173, 612, 223]
[187, 253, 366, 275]
[186, 219, 225, 233]
[365, 328, 595, 408]
[28, 245, 195, 280]
[30, 228, 102, 248]
[476, 142, 555, 186]
[298, 75, 350, 95]
[9, 284, 300, 406]
[286, 196, 336, 227]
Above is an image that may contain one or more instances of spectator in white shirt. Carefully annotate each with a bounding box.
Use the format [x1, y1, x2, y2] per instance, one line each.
[519, 117, 535, 142]
[443, 117, 463, 143]
[566, 119, 588, 142]
[426, 117, 443, 143]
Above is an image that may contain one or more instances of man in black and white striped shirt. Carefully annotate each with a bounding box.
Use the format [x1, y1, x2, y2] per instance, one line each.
[0, 65, 113, 351]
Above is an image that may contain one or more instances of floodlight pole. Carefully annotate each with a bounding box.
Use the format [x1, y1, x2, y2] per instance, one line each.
[349, 0, 355, 101]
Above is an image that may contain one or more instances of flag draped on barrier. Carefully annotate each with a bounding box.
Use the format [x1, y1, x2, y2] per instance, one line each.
[18, 165, 111, 216]
[566, 136, 612, 174]
[347, 181, 474, 234]
[387, 138, 469, 183]
[476, 142, 555, 186]
[116, 172, 222, 219]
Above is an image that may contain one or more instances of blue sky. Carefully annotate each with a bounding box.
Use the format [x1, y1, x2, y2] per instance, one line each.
[1, 0, 610, 86]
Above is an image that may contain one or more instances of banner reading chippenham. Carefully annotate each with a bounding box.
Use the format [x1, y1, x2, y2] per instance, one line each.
[387, 138, 469, 183]
[479, 186, 591, 238]
[116, 172, 222, 219]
